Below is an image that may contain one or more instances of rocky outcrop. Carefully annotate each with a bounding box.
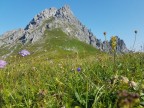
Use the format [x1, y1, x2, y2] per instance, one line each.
[0, 29, 25, 47]
[0, 5, 128, 53]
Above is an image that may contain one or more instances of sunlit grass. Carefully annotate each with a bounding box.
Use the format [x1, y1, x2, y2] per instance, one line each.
[0, 29, 144, 107]
[1, 51, 144, 107]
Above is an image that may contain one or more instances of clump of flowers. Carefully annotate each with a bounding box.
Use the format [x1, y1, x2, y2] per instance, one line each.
[120, 76, 129, 84]
[129, 81, 138, 88]
[19, 49, 30, 57]
[117, 90, 140, 108]
[110, 75, 129, 85]
[0, 60, 7, 68]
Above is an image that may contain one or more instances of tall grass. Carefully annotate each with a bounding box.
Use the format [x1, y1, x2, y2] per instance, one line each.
[0, 51, 144, 107]
[0, 29, 144, 107]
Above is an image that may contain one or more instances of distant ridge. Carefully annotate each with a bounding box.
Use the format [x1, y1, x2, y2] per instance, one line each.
[0, 5, 128, 55]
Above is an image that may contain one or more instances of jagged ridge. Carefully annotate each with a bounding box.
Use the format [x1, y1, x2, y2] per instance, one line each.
[0, 5, 128, 54]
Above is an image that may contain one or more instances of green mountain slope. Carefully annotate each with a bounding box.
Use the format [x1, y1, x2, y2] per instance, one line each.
[1, 28, 101, 59]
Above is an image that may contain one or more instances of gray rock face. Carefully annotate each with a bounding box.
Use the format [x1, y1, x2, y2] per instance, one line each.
[25, 7, 57, 31]
[0, 5, 128, 53]
[0, 29, 25, 47]
[98, 36, 129, 53]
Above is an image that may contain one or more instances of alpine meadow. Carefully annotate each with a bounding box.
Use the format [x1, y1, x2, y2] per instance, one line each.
[0, 5, 144, 108]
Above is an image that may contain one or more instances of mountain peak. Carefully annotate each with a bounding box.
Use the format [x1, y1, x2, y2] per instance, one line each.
[24, 7, 57, 30]
[60, 5, 73, 14]
[61, 5, 70, 10]
[0, 5, 129, 56]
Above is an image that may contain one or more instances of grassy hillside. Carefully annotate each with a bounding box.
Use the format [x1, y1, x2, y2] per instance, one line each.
[0, 29, 144, 107]
[0, 28, 100, 59]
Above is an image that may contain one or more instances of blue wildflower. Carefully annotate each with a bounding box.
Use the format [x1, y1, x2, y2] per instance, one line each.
[77, 67, 81, 72]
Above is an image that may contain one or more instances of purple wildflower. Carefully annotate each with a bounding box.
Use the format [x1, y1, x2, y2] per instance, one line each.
[0, 60, 7, 68]
[77, 67, 81, 72]
[19, 49, 30, 57]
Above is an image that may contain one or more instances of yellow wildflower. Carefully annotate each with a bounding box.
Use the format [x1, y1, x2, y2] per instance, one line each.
[111, 36, 117, 51]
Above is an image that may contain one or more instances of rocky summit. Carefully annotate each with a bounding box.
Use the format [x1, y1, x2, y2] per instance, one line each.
[0, 5, 128, 54]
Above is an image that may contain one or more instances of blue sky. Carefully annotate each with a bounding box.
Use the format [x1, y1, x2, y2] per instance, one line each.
[0, 0, 144, 51]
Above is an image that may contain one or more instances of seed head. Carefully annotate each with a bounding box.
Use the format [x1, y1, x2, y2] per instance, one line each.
[134, 30, 138, 34]
[103, 32, 106, 36]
